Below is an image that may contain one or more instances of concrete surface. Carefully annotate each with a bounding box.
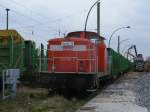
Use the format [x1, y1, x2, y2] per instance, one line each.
[77, 72, 149, 112]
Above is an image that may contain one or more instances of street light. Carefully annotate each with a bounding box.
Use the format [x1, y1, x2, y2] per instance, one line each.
[6, 8, 10, 30]
[84, 0, 100, 33]
[117, 36, 129, 53]
[108, 26, 130, 48]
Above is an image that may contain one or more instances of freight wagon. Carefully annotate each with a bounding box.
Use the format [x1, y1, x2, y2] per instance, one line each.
[0, 30, 24, 91]
[0, 30, 42, 91]
[0, 29, 49, 89]
[0, 30, 24, 73]
[107, 48, 133, 78]
[40, 31, 132, 92]
[24, 40, 39, 74]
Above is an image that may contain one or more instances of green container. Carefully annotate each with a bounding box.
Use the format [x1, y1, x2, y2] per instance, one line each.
[0, 30, 25, 73]
[23, 41, 47, 74]
[39, 43, 47, 72]
[24, 40, 39, 74]
[0, 30, 47, 75]
[107, 48, 132, 77]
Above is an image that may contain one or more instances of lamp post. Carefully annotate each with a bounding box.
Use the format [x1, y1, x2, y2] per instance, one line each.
[108, 26, 130, 48]
[97, 2, 100, 35]
[84, 0, 100, 33]
[117, 36, 129, 53]
[6, 8, 10, 30]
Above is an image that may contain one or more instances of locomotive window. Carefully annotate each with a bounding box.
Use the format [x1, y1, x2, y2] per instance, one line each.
[86, 33, 99, 40]
[67, 33, 81, 38]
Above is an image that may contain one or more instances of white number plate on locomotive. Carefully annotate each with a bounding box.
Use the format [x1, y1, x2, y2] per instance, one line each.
[61, 42, 74, 46]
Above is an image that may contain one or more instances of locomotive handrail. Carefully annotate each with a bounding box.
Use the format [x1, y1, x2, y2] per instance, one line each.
[53, 57, 77, 59]
[38, 57, 98, 73]
[38, 47, 98, 73]
[40, 71, 97, 74]
[43, 57, 97, 61]
[46, 48, 96, 51]
[77, 59, 96, 61]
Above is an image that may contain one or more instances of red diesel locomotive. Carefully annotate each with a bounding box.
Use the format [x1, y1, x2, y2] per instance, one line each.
[47, 31, 108, 91]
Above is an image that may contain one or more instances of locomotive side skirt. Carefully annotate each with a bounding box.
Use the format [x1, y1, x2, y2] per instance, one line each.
[39, 72, 99, 91]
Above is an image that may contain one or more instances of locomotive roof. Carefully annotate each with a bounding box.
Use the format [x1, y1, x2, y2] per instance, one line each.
[48, 31, 106, 42]
[48, 37, 90, 42]
[67, 31, 105, 40]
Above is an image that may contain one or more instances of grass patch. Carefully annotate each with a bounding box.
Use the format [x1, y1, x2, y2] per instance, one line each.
[0, 87, 86, 112]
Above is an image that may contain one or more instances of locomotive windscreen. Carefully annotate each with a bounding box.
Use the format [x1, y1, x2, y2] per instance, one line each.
[67, 33, 80, 38]
[67, 32, 100, 40]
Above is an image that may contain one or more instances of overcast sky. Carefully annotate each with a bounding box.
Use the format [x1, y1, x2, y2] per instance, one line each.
[0, 0, 149, 58]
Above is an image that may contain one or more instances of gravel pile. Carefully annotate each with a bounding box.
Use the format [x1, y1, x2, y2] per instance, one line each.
[134, 73, 150, 112]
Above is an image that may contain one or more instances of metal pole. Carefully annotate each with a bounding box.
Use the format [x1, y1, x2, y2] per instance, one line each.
[84, 0, 100, 33]
[11, 36, 14, 66]
[41, 43, 44, 72]
[2, 70, 5, 99]
[133, 45, 138, 57]
[97, 2, 100, 35]
[39, 46, 41, 72]
[108, 26, 130, 48]
[6, 8, 10, 30]
[117, 35, 120, 53]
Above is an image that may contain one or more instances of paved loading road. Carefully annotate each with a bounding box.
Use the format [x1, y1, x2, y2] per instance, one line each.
[77, 72, 149, 112]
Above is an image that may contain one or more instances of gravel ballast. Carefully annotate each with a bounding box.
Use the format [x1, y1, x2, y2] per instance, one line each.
[134, 73, 150, 112]
[78, 72, 150, 112]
